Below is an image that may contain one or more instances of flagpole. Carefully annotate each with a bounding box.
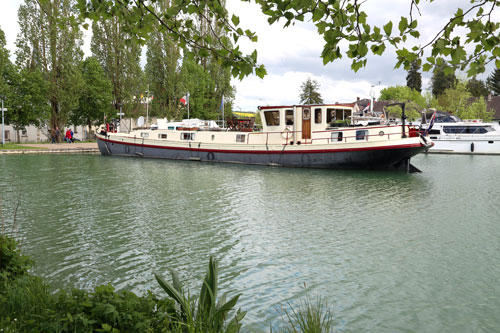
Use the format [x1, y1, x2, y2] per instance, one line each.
[187, 92, 190, 120]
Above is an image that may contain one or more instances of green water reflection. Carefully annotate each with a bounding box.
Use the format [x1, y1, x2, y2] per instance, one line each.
[1, 153, 500, 331]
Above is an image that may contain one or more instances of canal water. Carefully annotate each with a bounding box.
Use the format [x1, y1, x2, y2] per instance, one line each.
[1, 153, 500, 332]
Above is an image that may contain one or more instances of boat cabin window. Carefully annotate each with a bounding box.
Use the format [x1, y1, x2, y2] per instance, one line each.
[443, 126, 490, 134]
[264, 110, 280, 126]
[236, 134, 245, 143]
[326, 108, 336, 123]
[140, 132, 149, 139]
[331, 132, 343, 142]
[158, 133, 167, 139]
[356, 130, 368, 141]
[428, 129, 440, 135]
[181, 132, 195, 140]
[168, 126, 176, 130]
[285, 110, 294, 125]
[315, 108, 322, 124]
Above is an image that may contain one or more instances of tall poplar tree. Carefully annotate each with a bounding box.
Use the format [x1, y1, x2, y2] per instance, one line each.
[145, 0, 182, 119]
[406, 60, 422, 92]
[175, 0, 235, 121]
[91, 17, 144, 115]
[486, 68, 500, 96]
[16, 0, 84, 133]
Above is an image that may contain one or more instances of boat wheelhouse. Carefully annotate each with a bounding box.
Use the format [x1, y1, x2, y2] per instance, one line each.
[96, 103, 432, 172]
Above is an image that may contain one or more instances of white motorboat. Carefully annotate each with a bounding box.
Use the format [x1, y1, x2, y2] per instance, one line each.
[421, 111, 500, 154]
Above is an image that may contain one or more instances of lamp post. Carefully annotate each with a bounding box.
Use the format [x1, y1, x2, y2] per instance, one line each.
[117, 103, 124, 132]
[1, 96, 7, 147]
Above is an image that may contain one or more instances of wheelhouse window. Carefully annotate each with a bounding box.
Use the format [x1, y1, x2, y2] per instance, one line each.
[140, 132, 149, 139]
[331, 132, 343, 142]
[285, 110, 294, 125]
[326, 108, 336, 123]
[314, 108, 322, 124]
[264, 110, 280, 126]
[236, 134, 245, 143]
[181, 132, 195, 140]
[158, 133, 167, 139]
[356, 130, 368, 141]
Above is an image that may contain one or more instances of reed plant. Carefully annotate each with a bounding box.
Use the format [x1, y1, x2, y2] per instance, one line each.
[273, 295, 334, 333]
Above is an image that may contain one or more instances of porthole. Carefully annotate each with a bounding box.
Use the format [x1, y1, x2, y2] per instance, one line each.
[379, 131, 385, 136]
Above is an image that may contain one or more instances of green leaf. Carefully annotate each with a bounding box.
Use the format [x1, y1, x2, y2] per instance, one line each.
[383, 21, 393, 36]
[231, 14, 240, 26]
[399, 17, 408, 34]
[255, 65, 267, 78]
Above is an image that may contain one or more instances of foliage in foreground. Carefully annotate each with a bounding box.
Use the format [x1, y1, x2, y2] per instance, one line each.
[0, 230, 244, 332]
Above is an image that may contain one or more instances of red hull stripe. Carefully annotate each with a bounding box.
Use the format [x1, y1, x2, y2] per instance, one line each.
[98, 137, 424, 155]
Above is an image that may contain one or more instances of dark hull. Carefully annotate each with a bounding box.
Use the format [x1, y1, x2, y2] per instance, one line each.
[97, 135, 429, 172]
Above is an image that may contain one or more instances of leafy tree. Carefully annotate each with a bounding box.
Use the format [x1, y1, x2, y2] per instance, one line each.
[379, 85, 425, 120]
[77, 0, 500, 78]
[406, 60, 422, 92]
[179, 59, 219, 120]
[71, 57, 113, 132]
[466, 77, 489, 98]
[6, 68, 51, 142]
[299, 78, 323, 105]
[16, 0, 84, 134]
[91, 17, 144, 116]
[0, 28, 10, 100]
[1, 28, 50, 141]
[431, 66, 456, 97]
[486, 68, 500, 96]
[437, 81, 493, 121]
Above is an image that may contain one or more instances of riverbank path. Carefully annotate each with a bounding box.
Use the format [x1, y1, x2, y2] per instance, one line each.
[0, 142, 99, 154]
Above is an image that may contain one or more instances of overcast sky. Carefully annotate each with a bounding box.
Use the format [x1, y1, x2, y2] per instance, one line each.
[1, 0, 496, 111]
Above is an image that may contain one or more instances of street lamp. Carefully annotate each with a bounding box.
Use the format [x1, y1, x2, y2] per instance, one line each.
[1, 95, 7, 147]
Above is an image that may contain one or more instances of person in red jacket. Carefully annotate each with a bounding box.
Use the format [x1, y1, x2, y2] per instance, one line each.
[65, 129, 72, 143]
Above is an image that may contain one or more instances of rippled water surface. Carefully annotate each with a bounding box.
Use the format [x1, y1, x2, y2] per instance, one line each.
[1, 153, 500, 331]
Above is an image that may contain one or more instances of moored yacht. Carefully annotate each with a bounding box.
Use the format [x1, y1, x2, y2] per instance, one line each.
[96, 103, 432, 172]
[421, 111, 500, 154]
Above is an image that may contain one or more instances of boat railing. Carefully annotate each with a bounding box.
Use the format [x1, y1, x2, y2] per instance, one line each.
[246, 125, 419, 145]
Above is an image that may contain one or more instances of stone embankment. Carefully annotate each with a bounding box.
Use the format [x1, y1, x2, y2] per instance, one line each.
[0, 142, 99, 154]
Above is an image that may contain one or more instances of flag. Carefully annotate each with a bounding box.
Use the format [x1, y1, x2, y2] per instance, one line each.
[219, 95, 224, 110]
[424, 110, 437, 136]
[362, 102, 370, 113]
[180, 95, 187, 105]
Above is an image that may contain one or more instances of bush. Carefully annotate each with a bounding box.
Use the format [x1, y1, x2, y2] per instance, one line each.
[0, 234, 33, 282]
